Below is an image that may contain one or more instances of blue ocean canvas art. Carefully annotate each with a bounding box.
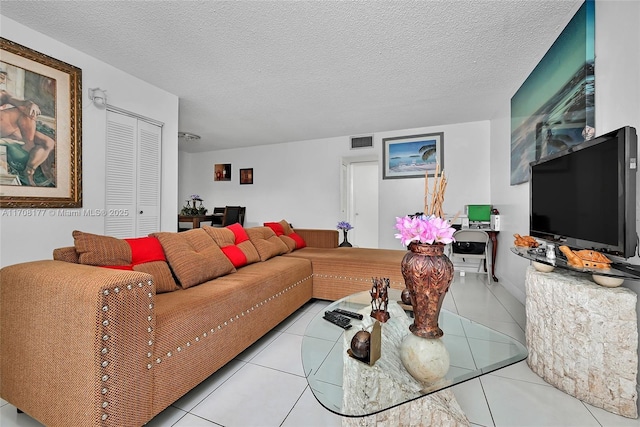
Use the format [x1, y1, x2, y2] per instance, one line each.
[510, 0, 595, 185]
[388, 139, 436, 173]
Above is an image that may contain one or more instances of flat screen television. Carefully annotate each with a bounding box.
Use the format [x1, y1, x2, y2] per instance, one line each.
[529, 126, 638, 258]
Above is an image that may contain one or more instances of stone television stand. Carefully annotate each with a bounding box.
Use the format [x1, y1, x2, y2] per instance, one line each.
[525, 266, 638, 418]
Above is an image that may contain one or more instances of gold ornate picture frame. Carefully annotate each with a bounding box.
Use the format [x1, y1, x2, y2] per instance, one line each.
[0, 37, 82, 208]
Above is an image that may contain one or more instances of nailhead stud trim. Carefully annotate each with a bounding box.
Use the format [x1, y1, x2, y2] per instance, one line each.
[153, 274, 312, 364]
[98, 279, 156, 419]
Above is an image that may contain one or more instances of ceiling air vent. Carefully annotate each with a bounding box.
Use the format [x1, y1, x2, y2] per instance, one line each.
[350, 135, 373, 149]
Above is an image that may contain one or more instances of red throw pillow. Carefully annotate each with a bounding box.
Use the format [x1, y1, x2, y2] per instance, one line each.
[226, 223, 250, 244]
[125, 237, 167, 264]
[287, 232, 307, 249]
[263, 222, 285, 236]
[221, 245, 249, 268]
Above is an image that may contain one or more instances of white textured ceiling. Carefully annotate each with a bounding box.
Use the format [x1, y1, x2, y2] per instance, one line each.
[1, 0, 582, 153]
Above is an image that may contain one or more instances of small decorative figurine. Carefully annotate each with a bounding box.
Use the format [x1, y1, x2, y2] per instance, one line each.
[347, 322, 381, 366]
[401, 288, 412, 305]
[350, 329, 371, 360]
[370, 277, 390, 322]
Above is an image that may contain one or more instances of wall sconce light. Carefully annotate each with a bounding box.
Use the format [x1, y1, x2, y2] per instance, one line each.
[88, 87, 107, 108]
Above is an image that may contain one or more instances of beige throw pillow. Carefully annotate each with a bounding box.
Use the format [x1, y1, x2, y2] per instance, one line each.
[153, 229, 235, 289]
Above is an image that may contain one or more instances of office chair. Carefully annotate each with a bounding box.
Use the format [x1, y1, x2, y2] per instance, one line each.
[222, 206, 243, 226]
[449, 229, 491, 282]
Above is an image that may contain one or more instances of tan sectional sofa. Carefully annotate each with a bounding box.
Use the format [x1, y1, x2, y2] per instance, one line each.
[0, 224, 406, 427]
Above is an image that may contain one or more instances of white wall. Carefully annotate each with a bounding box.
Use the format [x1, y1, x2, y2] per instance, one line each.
[490, 0, 640, 303]
[377, 122, 491, 249]
[179, 120, 490, 249]
[0, 16, 179, 268]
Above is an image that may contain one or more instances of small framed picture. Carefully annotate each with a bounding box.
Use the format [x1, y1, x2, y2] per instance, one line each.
[214, 163, 231, 181]
[240, 168, 253, 185]
[382, 132, 444, 179]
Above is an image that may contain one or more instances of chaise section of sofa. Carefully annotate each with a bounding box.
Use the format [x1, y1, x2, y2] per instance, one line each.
[272, 227, 407, 300]
[286, 247, 406, 300]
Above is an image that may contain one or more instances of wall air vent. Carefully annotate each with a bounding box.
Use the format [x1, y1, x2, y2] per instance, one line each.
[350, 135, 373, 149]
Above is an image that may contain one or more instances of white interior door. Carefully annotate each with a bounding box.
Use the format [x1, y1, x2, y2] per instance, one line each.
[350, 161, 379, 248]
[136, 120, 161, 235]
[105, 111, 161, 238]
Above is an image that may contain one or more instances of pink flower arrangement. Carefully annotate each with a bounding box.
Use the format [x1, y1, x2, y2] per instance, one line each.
[394, 214, 456, 246]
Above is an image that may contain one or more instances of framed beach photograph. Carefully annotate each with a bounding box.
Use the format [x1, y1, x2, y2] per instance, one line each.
[239, 168, 253, 185]
[382, 132, 444, 179]
[0, 38, 82, 208]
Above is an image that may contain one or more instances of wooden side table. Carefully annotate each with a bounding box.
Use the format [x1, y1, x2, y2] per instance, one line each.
[178, 214, 217, 229]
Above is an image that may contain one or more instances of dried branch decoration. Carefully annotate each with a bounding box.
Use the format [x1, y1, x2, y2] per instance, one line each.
[424, 164, 447, 218]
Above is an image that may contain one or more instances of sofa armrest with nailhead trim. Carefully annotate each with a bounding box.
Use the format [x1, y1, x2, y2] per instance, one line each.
[0, 260, 156, 427]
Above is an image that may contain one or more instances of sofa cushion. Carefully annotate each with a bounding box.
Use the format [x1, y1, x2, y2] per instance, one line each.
[133, 261, 179, 294]
[279, 235, 297, 252]
[73, 230, 131, 266]
[263, 221, 285, 236]
[53, 246, 80, 263]
[246, 227, 289, 261]
[286, 232, 307, 249]
[72, 231, 179, 293]
[153, 229, 235, 289]
[126, 236, 167, 264]
[264, 220, 307, 251]
[203, 224, 260, 268]
[279, 220, 294, 235]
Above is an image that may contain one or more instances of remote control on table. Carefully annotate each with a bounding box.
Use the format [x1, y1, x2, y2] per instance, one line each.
[332, 308, 363, 320]
[323, 311, 352, 329]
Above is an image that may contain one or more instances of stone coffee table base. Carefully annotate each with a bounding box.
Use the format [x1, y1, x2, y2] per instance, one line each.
[341, 302, 470, 426]
[341, 389, 468, 427]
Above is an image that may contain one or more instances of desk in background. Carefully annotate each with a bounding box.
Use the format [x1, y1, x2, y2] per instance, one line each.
[452, 224, 499, 282]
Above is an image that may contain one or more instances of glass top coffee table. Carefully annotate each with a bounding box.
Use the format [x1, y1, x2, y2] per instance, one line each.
[301, 288, 528, 418]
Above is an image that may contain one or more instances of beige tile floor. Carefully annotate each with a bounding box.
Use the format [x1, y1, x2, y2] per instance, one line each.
[1, 272, 638, 427]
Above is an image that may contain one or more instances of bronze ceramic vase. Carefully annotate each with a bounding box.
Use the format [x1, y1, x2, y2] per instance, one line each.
[401, 242, 454, 339]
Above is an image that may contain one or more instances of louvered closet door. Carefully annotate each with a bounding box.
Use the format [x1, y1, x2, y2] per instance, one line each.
[105, 111, 161, 238]
[136, 120, 161, 235]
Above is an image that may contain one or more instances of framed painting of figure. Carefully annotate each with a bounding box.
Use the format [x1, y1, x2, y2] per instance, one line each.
[0, 38, 82, 207]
